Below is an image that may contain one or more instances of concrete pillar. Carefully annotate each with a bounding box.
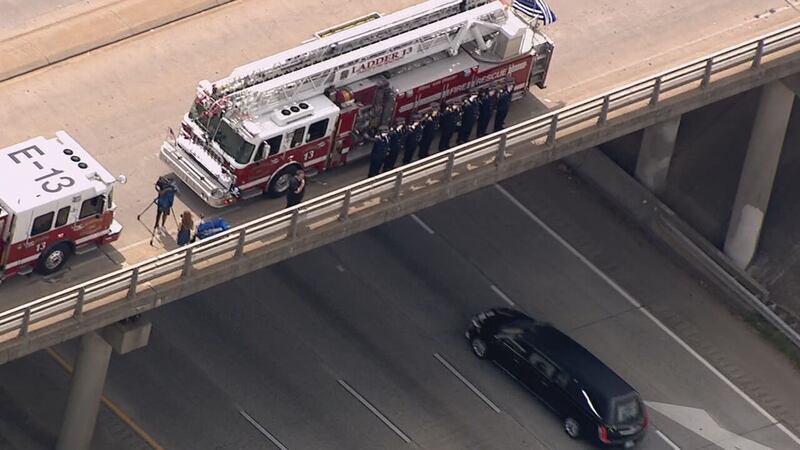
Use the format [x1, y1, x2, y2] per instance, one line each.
[56, 332, 112, 450]
[635, 116, 681, 194]
[724, 81, 794, 269]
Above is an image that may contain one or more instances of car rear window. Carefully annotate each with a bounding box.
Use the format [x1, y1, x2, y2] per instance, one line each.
[612, 395, 641, 424]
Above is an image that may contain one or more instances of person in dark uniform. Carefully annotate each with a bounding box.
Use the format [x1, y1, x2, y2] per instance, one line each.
[476, 88, 496, 138]
[438, 102, 459, 152]
[383, 119, 406, 172]
[494, 83, 513, 132]
[285, 169, 306, 207]
[457, 93, 480, 144]
[417, 105, 440, 159]
[367, 126, 390, 177]
[402, 114, 423, 164]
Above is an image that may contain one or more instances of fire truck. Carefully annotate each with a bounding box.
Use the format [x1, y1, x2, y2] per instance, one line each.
[0, 132, 124, 283]
[161, 0, 554, 207]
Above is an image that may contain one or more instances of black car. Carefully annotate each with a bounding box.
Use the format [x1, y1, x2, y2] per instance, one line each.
[466, 308, 648, 448]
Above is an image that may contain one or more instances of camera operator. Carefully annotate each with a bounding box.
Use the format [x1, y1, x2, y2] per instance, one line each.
[154, 176, 178, 230]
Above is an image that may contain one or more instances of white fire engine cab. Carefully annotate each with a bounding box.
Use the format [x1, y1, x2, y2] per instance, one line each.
[161, 0, 554, 207]
[0, 132, 124, 282]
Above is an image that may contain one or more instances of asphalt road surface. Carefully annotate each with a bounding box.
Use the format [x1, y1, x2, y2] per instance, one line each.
[2, 164, 798, 449]
[0, 0, 798, 308]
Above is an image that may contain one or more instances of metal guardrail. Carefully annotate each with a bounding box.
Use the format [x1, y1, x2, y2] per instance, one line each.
[3, 20, 800, 348]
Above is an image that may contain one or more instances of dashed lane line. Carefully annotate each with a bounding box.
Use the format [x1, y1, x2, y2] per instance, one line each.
[494, 183, 800, 447]
[433, 352, 502, 413]
[655, 428, 681, 450]
[337, 379, 412, 443]
[410, 214, 435, 234]
[238, 408, 289, 450]
[490, 284, 515, 307]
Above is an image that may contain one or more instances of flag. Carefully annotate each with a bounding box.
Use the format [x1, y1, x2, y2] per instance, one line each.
[512, 0, 557, 25]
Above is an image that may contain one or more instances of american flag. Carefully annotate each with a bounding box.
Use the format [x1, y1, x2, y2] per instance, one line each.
[512, 0, 557, 25]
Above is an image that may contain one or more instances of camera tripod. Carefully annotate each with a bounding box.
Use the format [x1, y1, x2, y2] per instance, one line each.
[138, 198, 179, 246]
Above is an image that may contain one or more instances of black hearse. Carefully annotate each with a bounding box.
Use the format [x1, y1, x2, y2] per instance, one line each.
[466, 308, 648, 448]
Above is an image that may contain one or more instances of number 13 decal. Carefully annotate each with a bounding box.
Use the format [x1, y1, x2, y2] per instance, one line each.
[303, 150, 315, 162]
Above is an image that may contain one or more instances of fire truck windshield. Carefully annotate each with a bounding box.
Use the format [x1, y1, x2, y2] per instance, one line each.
[210, 120, 256, 165]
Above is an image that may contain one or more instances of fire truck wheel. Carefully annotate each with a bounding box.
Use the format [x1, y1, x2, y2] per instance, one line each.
[266, 166, 298, 198]
[36, 243, 72, 275]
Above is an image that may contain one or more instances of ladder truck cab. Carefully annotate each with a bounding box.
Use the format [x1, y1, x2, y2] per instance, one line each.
[162, 0, 554, 207]
[0, 132, 124, 283]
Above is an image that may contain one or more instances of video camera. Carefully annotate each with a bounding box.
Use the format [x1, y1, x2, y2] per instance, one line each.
[155, 175, 177, 193]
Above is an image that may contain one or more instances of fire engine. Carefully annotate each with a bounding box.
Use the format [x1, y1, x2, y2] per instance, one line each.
[161, 0, 554, 207]
[0, 132, 124, 283]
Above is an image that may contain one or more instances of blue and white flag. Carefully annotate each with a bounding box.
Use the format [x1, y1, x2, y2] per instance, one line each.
[512, 0, 557, 25]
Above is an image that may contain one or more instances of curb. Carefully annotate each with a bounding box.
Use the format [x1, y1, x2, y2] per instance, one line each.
[0, 0, 235, 83]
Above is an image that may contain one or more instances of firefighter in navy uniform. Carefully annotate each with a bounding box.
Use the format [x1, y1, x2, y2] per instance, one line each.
[367, 126, 390, 177]
[417, 105, 440, 159]
[402, 114, 423, 164]
[383, 119, 406, 172]
[494, 82, 513, 132]
[457, 93, 480, 144]
[438, 102, 460, 152]
[476, 88, 496, 138]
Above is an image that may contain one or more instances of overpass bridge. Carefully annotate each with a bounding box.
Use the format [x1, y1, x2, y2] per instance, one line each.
[3, 1, 800, 447]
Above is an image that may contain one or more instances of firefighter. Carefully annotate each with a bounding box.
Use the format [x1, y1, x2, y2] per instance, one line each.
[368, 126, 390, 177]
[418, 106, 440, 159]
[457, 93, 480, 145]
[476, 88, 496, 138]
[438, 102, 459, 152]
[383, 119, 406, 172]
[402, 114, 423, 165]
[494, 82, 513, 133]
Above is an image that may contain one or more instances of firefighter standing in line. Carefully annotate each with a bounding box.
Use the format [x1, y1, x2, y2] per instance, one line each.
[457, 92, 480, 145]
[494, 82, 513, 132]
[438, 102, 459, 152]
[368, 126, 390, 177]
[476, 88, 496, 138]
[417, 105, 440, 159]
[402, 114, 423, 165]
[383, 119, 406, 171]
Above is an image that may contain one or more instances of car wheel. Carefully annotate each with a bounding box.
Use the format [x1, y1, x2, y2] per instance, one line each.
[36, 243, 72, 275]
[564, 417, 581, 439]
[470, 336, 489, 359]
[266, 166, 298, 198]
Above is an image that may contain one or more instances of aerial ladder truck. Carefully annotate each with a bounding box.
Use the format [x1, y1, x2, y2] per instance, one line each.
[161, 0, 554, 207]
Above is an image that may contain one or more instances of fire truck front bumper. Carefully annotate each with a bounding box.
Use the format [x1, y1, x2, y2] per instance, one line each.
[160, 140, 236, 208]
[103, 219, 123, 245]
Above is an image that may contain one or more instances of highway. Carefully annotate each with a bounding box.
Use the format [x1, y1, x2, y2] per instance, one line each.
[2, 166, 799, 449]
[0, 0, 798, 308]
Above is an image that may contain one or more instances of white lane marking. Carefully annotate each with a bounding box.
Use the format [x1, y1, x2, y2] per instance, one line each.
[654, 428, 681, 450]
[493, 184, 800, 447]
[433, 352, 502, 413]
[490, 284, 515, 306]
[410, 214, 435, 234]
[238, 408, 289, 450]
[337, 379, 411, 443]
[648, 402, 771, 450]
[115, 238, 153, 253]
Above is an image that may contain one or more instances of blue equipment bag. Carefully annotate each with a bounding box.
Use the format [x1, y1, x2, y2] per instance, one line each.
[196, 218, 231, 239]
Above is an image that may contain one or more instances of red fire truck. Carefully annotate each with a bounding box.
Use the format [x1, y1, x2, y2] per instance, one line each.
[0, 132, 124, 283]
[161, 0, 553, 207]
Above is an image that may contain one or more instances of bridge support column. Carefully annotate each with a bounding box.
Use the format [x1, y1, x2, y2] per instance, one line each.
[635, 116, 681, 194]
[724, 81, 794, 269]
[57, 318, 151, 450]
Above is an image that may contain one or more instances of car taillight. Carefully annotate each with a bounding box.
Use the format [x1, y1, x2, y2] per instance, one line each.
[598, 424, 610, 444]
[643, 412, 649, 429]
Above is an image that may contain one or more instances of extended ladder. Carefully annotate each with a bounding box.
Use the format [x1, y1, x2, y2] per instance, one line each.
[210, 0, 495, 99]
[225, 2, 509, 122]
